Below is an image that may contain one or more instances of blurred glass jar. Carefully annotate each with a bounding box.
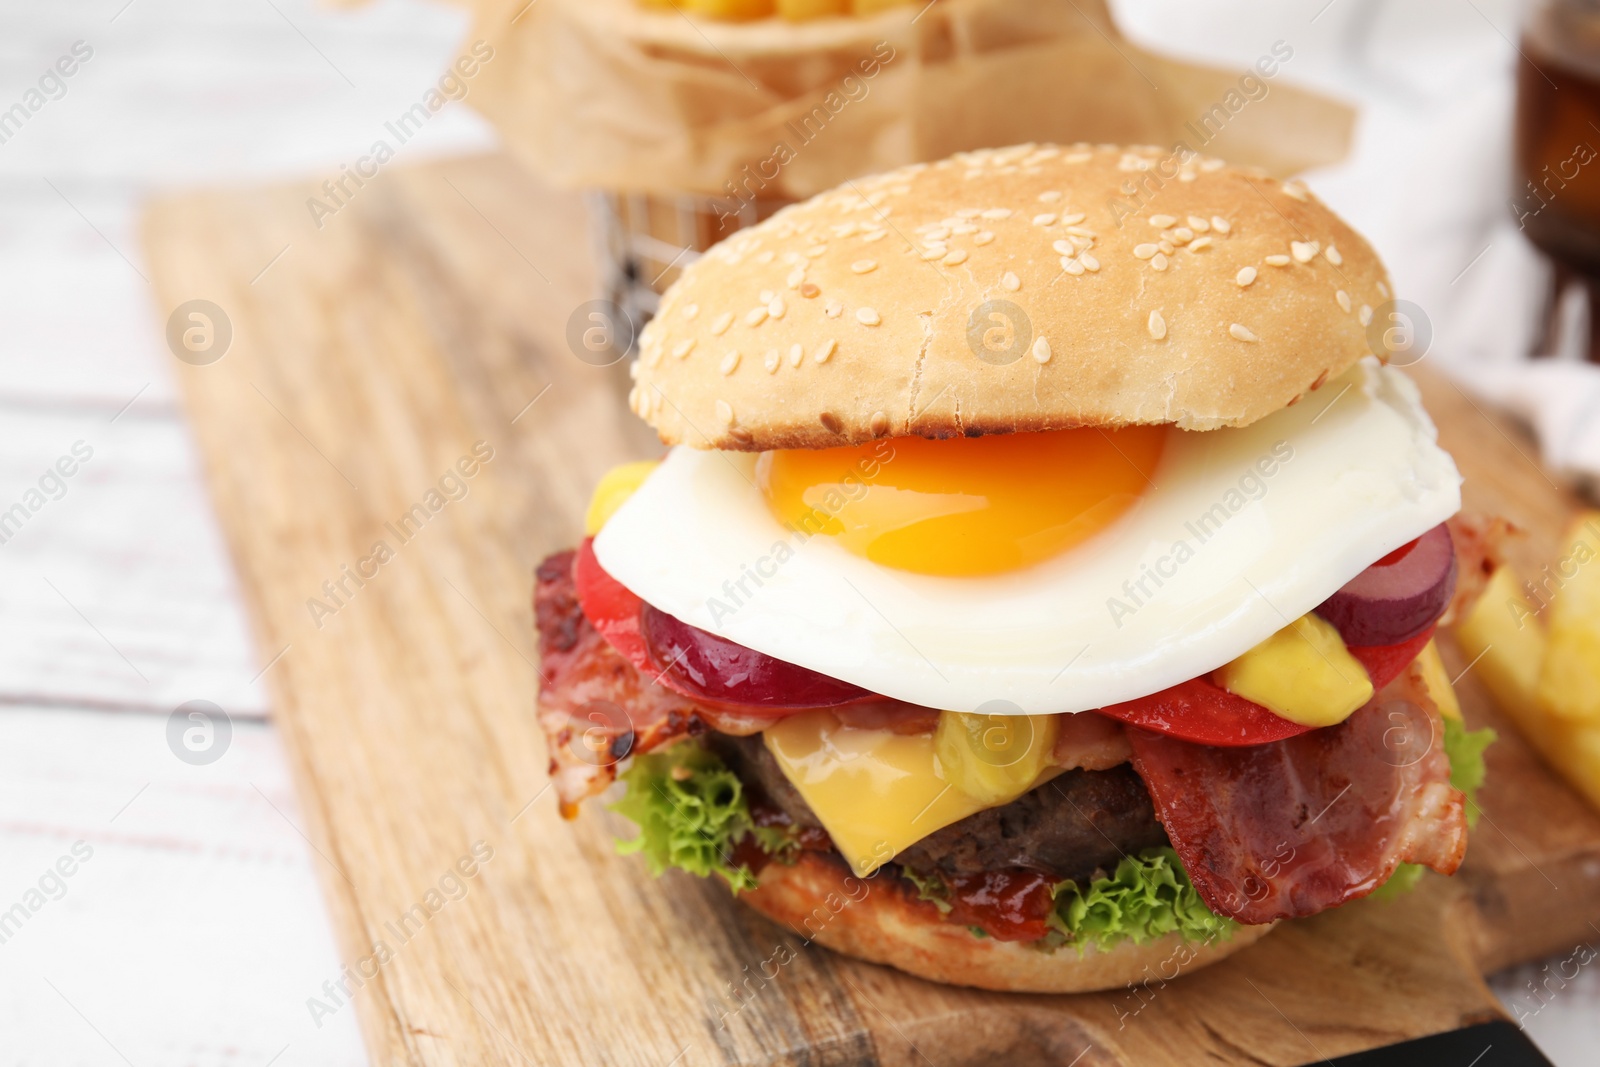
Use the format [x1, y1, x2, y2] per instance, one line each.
[1517, 0, 1600, 274]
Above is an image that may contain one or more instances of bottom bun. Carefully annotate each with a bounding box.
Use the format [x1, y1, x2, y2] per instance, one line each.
[740, 852, 1275, 994]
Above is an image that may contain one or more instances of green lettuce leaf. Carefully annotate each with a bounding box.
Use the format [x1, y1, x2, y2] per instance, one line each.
[1444, 715, 1496, 829]
[610, 742, 789, 893]
[1050, 847, 1234, 952]
[897, 866, 953, 914]
[1374, 714, 1497, 898]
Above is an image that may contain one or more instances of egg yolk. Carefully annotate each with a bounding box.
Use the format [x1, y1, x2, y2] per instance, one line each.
[755, 426, 1167, 576]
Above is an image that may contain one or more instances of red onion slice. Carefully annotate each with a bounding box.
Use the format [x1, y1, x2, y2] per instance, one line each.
[640, 604, 873, 710]
[1316, 524, 1456, 647]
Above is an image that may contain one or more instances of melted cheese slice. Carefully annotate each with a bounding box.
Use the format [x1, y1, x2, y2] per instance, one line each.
[763, 710, 1056, 877]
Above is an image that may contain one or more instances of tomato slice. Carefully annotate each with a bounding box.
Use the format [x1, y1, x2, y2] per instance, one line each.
[573, 539, 873, 712]
[573, 538, 654, 673]
[1095, 626, 1436, 746]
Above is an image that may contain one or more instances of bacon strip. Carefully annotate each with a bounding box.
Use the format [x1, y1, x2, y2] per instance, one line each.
[1125, 665, 1468, 925]
[535, 551, 705, 812]
[1445, 513, 1516, 625]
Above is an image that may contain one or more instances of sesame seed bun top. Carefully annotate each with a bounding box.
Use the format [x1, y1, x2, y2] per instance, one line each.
[628, 143, 1393, 451]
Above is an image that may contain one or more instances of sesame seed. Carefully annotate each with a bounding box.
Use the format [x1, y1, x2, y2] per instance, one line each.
[1159, 240, 1175, 255]
[920, 248, 945, 261]
[1178, 172, 1197, 183]
[1359, 305, 1373, 327]
[745, 307, 768, 327]
[712, 312, 734, 335]
[1236, 267, 1257, 287]
[1133, 243, 1159, 259]
[788, 343, 804, 367]
[870, 411, 890, 436]
[644, 345, 662, 368]
[944, 249, 969, 266]
[800, 282, 821, 299]
[786, 268, 806, 288]
[1001, 271, 1021, 291]
[1080, 254, 1100, 272]
[974, 232, 995, 245]
[1336, 290, 1352, 312]
[856, 307, 881, 326]
[1229, 323, 1258, 342]
[764, 349, 780, 373]
[1064, 152, 1092, 163]
[819, 411, 843, 434]
[1265, 254, 1291, 267]
[1151, 253, 1169, 271]
[814, 339, 836, 363]
[1283, 180, 1309, 202]
[1032, 336, 1052, 364]
[673, 339, 695, 359]
[1378, 280, 1391, 298]
[754, 250, 774, 264]
[851, 259, 878, 274]
[715, 399, 734, 425]
[805, 245, 827, 258]
[925, 226, 952, 240]
[1173, 227, 1195, 243]
[1065, 225, 1095, 238]
[1149, 214, 1178, 228]
[684, 303, 700, 320]
[1060, 257, 1084, 276]
[720, 350, 741, 375]
[759, 289, 774, 303]
[1201, 158, 1226, 172]
[824, 299, 844, 318]
[1188, 236, 1213, 251]
[1053, 240, 1075, 256]
[861, 230, 887, 242]
[956, 208, 982, 218]
[768, 296, 786, 318]
[1148, 311, 1167, 340]
[1291, 241, 1319, 263]
[1039, 190, 1063, 202]
[950, 223, 978, 235]
[1061, 212, 1086, 226]
[1032, 213, 1057, 226]
[981, 208, 1013, 219]
[1325, 245, 1343, 266]
[1187, 216, 1210, 233]
[1211, 217, 1232, 234]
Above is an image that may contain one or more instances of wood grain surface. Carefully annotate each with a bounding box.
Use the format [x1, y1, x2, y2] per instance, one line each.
[142, 153, 1600, 1067]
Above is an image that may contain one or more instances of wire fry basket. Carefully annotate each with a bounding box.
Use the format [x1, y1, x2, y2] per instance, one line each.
[590, 190, 795, 349]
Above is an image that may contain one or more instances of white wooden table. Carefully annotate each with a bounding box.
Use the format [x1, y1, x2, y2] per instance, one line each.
[0, 0, 1593, 1063]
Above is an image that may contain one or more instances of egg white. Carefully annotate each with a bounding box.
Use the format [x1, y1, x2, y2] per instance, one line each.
[594, 361, 1462, 714]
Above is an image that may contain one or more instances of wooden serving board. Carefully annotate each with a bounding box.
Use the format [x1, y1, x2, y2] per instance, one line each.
[143, 154, 1600, 1066]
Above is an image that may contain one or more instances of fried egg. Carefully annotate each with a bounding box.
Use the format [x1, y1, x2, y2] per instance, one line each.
[593, 360, 1461, 714]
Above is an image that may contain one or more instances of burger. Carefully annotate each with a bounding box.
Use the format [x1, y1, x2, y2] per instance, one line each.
[533, 143, 1498, 993]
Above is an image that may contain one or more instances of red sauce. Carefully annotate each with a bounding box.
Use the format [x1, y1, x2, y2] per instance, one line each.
[943, 868, 1056, 942]
[732, 800, 835, 877]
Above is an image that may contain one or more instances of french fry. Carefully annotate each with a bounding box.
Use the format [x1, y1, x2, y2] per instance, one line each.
[1456, 560, 1600, 813]
[777, 0, 848, 18]
[681, 0, 776, 20]
[1535, 511, 1600, 724]
[1456, 565, 1545, 713]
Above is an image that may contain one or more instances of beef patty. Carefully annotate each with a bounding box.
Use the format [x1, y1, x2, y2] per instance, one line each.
[709, 732, 1169, 887]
